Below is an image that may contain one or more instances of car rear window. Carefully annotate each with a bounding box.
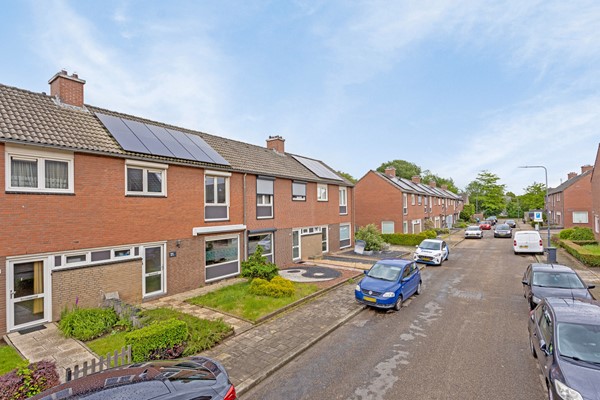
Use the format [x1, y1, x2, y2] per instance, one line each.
[531, 272, 586, 289]
[557, 322, 600, 364]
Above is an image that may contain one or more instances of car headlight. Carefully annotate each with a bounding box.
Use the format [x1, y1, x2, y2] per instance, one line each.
[554, 380, 583, 400]
[532, 295, 541, 304]
[355, 284, 361, 291]
[382, 292, 395, 298]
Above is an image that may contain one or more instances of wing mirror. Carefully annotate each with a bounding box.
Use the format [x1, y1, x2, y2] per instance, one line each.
[539, 340, 551, 356]
[363, 270, 368, 276]
[589, 284, 596, 289]
[522, 280, 529, 285]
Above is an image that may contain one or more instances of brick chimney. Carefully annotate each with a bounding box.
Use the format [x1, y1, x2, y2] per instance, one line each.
[384, 166, 396, 178]
[429, 181, 436, 188]
[567, 172, 577, 180]
[266, 135, 285, 153]
[48, 70, 86, 108]
[411, 176, 421, 184]
[581, 165, 593, 174]
[441, 184, 448, 190]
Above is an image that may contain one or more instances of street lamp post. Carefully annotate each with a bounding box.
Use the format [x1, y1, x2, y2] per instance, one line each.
[518, 165, 551, 250]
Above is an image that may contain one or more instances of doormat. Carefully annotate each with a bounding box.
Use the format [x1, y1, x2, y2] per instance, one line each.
[18, 325, 46, 335]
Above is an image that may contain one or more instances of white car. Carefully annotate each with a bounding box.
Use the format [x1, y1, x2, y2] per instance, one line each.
[464, 226, 483, 239]
[513, 230, 544, 254]
[413, 239, 449, 266]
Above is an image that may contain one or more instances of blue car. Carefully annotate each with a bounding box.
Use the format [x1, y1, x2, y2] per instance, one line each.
[355, 259, 422, 311]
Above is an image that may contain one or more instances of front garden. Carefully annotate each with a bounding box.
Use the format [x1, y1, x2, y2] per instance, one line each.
[553, 227, 600, 267]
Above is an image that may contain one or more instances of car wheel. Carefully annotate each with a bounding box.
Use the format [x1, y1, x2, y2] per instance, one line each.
[416, 281, 422, 295]
[394, 295, 403, 311]
[530, 336, 537, 358]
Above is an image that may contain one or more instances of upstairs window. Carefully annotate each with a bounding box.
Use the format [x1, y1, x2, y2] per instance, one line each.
[205, 171, 230, 221]
[292, 181, 306, 201]
[126, 160, 167, 196]
[6, 145, 74, 193]
[339, 187, 348, 215]
[317, 183, 328, 201]
[411, 194, 415, 205]
[256, 177, 274, 219]
[403, 193, 408, 215]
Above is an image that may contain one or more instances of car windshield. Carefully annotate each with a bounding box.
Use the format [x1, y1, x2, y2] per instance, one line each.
[367, 263, 402, 281]
[419, 241, 441, 250]
[557, 322, 600, 365]
[531, 272, 586, 289]
[496, 224, 510, 230]
[467, 227, 480, 231]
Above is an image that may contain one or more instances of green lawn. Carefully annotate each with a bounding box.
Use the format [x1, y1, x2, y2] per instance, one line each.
[0, 343, 28, 375]
[186, 281, 320, 322]
[583, 244, 600, 255]
[85, 308, 232, 360]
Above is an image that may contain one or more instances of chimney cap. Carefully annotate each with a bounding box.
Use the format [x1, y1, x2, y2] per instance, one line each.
[48, 70, 86, 85]
[267, 135, 284, 141]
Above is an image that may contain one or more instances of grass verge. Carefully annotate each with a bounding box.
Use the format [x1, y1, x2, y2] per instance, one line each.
[583, 244, 600, 256]
[0, 342, 28, 375]
[186, 281, 320, 322]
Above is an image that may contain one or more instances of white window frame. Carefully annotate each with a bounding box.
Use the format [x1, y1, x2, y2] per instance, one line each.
[595, 215, 599, 234]
[317, 183, 328, 201]
[321, 225, 329, 253]
[125, 160, 168, 196]
[339, 187, 348, 215]
[403, 221, 409, 234]
[573, 211, 589, 224]
[205, 170, 231, 221]
[248, 232, 274, 261]
[257, 194, 274, 219]
[381, 221, 395, 234]
[205, 234, 240, 283]
[142, 242, 167, 297]
[292, 181, 307, 201]
[339, 223, 351, 249]
[292, 229, 301, 260]
[403, 193, 408, 215]
[411, 194, 415, 205]
[5, 144, 74, 193]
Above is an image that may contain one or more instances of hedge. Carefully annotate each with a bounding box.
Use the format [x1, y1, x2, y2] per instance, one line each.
[0, 360, 59, 400]
[125, 319, 188, 362]
[249, 276, 295, 298]
[558, 227, 595, 241]
[558, 240, 600, 268]
[382, 230, 437, 247]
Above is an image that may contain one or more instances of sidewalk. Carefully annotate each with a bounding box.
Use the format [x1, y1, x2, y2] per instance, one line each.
[201, 280, 364, 396]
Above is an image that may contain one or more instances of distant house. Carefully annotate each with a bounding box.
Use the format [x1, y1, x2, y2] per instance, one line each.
[547, 165, 593, 229]
[0, 71, 353, 335]
[354, 167, 463, 234]
[591, 144, 600, 240]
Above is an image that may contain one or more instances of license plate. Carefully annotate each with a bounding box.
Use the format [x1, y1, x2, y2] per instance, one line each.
[519, 245, 528, 248]
[421, 257, 431, 261]
[363, 296, 376, 302]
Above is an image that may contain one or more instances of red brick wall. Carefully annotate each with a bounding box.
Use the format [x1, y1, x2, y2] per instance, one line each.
[562, 174, 593, 229]
[0, 256, 5, 334]
[355, 172, 408, 233]
[593, 146, 600, 240]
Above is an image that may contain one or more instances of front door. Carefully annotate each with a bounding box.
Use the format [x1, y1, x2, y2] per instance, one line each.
[8, 259, 49, 331]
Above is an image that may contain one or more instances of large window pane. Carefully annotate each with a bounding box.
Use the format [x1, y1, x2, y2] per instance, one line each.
[11, 158, 38, 188]
[205, 177, 215, 203]
[145, 275, 162, 294]
[14, 298, 45, 326]
[340, 225, 350, 241]
[45, 160, 68, 189]
[127, 168, 143, 192]
[145, 247, 163, 273]
[216, 177, 226, 204]
[248, 234, 272, 255]
[206, 238, 238, 266]
[147, 171, 162, 193]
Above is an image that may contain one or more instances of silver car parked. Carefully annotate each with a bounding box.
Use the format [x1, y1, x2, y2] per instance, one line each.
[464, 226, 483, 239]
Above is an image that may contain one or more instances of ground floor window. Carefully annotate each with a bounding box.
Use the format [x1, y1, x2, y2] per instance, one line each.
[412, 219, 421, 234]
[573, 211, 589, 224]
[292, 230, 301, 260]
[381, 221, 394, 234]
[321, 226, 328, 252]
[403, 221, 409, 234]
[206, 236, 240, 282]
[248, 233, 273, 263]
[339, 224, 351, 248]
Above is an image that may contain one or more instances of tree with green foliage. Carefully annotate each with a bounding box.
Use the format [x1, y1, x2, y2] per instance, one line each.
[376, 160, 421, 179]
[422, 171, 459, 194]
[520, 182, 546, 211]
[465, 171, 506, 216]
[337, 170, 357, 184]
[459, 204, 475, 221]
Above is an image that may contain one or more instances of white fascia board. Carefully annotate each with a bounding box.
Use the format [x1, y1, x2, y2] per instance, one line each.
[193, 224, 246, 236]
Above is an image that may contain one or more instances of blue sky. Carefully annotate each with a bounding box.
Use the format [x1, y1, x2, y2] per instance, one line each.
[2, 1, 599, 194]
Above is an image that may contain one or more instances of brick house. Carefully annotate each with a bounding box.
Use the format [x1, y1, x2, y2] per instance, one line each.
[355, 167, 462, 234]
[547, 165, 593, 229]
[0, 71, 353, 335]
[591, 145, 600, 240]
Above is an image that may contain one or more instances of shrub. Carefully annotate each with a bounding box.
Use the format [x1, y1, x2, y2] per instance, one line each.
[454, 221, 468, 229]
[59, 307, 118, 341]
[125, 319, 188, 362]
[559, 229, 574, 239]
[249, 276, 295, 298]
[423, 229, 438, 238]
[0, 360, 59, 400]
[570, 227, 595, 241]
[355, 224, 385, 251]
[241, 246, 279, 281]
[382, 233, 431, 246]
[423, 219, 435, 231]
[434, 228, 449, 235]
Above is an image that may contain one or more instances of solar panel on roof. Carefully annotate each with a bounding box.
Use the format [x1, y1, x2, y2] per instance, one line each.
[95, 112, 229, 166]
[292, 155, 342, 181]
[121, 119, 174, 158]
[145, 125, 196, 161]
[96, 113, 149, 154]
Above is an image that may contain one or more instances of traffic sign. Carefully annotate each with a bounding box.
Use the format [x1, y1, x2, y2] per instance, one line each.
[534, 211, 543, 222]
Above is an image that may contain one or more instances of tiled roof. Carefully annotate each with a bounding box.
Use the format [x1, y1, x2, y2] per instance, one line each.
[548, 170, 592, 194]
[376, 172, 460, 199]
[0, 83, 350, 185]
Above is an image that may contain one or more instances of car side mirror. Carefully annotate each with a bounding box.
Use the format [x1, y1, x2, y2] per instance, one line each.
[364, 270, 368, 276]
[522, 280, 529, 285]
[540, 340, 551, 355]
[589, 284, 596, 289]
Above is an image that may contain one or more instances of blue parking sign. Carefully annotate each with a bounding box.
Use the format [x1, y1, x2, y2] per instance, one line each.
[534, 211, 543, 222]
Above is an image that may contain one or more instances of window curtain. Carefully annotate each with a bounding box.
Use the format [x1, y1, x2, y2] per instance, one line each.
[11, 158, 38, 187]
[45, 160, 68, 189]
[33, 261, 44, 314]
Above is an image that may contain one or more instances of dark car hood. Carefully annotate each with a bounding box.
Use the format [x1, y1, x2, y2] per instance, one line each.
[559, 358, 600, 399]
[532, 286, 592, 301]
[360, 276, 397, 293]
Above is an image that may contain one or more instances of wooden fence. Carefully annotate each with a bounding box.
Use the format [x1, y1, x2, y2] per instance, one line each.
[65, 345, 132, 382]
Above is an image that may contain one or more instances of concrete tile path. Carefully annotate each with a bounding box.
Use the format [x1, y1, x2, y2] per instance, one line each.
[5, 323, 98, 383]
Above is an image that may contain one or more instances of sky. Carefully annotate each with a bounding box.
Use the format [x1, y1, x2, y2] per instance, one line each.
[1, 0, 599, 195]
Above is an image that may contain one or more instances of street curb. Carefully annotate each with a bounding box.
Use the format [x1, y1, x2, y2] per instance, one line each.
[235, 303, 366, 396]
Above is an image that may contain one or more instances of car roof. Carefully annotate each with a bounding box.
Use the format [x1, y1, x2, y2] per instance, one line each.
[377, 259, 412, 267]
[421, 239, 443, 243]
[530, 263, 576, 273]
[514, 230, 540, 235]
[467, 225, 480, 229]
[545, 298, 600, 325]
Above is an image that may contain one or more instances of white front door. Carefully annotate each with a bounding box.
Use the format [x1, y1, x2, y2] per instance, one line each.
[8, 259, 50, 331]
[143, 245, 166, 297]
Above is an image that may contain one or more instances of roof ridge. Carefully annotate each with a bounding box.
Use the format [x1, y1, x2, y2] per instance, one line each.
[0, 82, 53, 100]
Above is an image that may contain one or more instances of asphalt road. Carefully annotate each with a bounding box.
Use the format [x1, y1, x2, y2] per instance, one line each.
[242, 230, 547, 400]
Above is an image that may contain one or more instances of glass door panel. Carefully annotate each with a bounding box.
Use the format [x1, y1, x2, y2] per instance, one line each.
[144, 246, 164, 296]
[11, 261, 46, 328]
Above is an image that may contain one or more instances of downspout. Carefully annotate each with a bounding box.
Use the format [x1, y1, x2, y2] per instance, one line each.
[243, 173, 247, 261]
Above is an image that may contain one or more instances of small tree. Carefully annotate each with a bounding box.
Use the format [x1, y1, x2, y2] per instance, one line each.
[355, 224, 385, 251]
[241, 246, 279, 281]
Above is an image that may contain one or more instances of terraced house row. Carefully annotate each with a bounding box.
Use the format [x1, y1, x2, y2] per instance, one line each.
[0, 71, 354, 335]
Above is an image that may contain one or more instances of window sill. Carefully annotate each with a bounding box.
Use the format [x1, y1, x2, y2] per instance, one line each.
[6, 190, 75, 195]
[126, 194, 167, 198]
[257, 216, 274, 220]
